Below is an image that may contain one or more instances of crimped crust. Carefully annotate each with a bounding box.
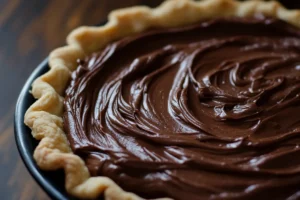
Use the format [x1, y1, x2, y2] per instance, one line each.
[24, 0, 300, 199]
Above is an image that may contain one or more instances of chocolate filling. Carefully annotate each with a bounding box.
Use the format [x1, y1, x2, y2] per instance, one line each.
[64, 17, 300, 200]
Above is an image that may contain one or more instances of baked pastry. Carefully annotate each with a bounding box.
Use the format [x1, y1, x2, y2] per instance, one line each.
[24, 0, 300, 199]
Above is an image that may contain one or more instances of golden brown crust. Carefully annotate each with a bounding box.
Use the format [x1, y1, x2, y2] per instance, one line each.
[24, 0, 300, 199]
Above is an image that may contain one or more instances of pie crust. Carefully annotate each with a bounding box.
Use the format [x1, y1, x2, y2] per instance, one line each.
[24, 0, 300, 199]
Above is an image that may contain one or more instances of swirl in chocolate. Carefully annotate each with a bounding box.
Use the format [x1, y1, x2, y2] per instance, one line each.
[64, 17, 300, 200]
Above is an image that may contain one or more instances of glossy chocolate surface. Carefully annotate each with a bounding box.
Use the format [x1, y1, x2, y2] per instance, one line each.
[64, 17, 300, 199]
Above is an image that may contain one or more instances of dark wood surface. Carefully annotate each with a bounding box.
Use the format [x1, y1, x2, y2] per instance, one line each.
[0, 0, 300, 200]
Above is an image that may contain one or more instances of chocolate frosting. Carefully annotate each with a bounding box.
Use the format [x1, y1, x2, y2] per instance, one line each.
[64, 17, 300, 200]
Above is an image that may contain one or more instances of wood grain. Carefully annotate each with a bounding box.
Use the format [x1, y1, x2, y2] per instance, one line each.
[0, 0, 299, 199]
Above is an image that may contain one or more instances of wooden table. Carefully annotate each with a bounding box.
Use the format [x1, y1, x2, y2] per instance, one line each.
[0, 0, 299, 199]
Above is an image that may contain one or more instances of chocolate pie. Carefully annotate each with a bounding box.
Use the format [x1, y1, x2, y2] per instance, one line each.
[24, 0, 300, 199]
